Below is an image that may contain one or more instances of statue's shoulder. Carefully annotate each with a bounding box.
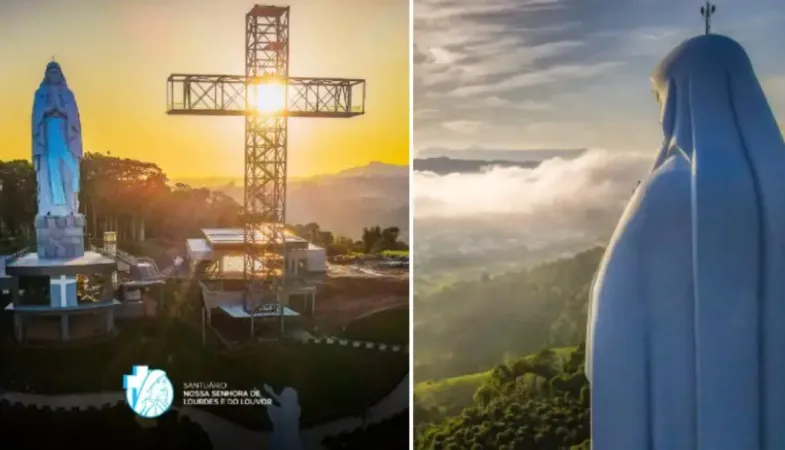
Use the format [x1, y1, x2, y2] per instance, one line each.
[634, 156, 691, 227]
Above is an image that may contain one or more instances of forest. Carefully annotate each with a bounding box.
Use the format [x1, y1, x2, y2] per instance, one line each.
[414, 247, 603, 449]
[0, 154, 406, 257]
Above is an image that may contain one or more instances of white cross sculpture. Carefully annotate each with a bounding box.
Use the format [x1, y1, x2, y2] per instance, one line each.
[50, 274, 76, 307]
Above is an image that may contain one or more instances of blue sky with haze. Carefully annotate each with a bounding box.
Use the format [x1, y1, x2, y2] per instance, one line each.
[414, 0, 785, 155]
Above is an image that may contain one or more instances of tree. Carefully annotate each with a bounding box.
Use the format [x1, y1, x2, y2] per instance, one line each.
[319, 231, 335, 246]
[1, 152, 386, 263]
[413, 249, 604, 450]
[0, 160, 36, 247]
[362, 225, 383, 253]
[1, 153, 247, 254]
[381, 226, 400, 246]
[361, 225, 407, 254]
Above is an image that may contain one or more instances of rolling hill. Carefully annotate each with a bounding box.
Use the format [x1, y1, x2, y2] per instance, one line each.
[415, 148, 586, 164]
[413, 248, 599, 449]
[176, 162, 409, 241]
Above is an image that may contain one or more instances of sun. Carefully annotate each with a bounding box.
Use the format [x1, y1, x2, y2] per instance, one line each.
[253, 82, 286, 114]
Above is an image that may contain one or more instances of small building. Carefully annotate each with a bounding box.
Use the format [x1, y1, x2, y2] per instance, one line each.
[185, 227, 322, 343]
[186, 227, 327, 277]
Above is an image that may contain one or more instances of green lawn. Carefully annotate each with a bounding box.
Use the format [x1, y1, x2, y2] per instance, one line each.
[0, 317, 407, 430]
[414, 371, 489, 414]
[341, 307, 409, 345]
[381, 250, 409, 258]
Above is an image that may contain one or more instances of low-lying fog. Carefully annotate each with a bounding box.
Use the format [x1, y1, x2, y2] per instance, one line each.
[413, 149, 654, 276]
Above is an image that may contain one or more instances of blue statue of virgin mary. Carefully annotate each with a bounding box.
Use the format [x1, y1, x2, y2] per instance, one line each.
[586, 34, 785, 450]
[32, 61, 83, 217]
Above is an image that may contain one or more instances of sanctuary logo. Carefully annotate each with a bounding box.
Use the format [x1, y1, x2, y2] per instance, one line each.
[123, 365, 175, 418]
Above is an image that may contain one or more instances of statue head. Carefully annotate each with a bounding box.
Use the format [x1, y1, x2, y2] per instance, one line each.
[648, 34, 769, 168]
[652, 34, 751, 100]
[42, 61, 67, 87]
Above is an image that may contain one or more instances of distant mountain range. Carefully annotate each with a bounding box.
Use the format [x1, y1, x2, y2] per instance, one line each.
[416, 148, 585, 162]
[414, 157, 539, 175]
[175, 162, 409, 241]
[413, 149, 586, 175]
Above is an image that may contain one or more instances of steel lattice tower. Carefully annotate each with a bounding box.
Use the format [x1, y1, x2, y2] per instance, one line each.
[244, 8, 289, 309]
[166, 5, 365, 324]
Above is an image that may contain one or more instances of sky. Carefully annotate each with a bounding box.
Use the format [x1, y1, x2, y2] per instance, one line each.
[0, 0, 409, 178]
[414, 0, 785, 155]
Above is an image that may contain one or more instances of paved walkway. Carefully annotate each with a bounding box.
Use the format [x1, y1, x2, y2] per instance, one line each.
[289, 331, 409, 354]
[0, 372, 410, 450]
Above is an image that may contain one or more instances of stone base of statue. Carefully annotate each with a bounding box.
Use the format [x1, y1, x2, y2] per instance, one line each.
[3, 247, 120, 344]
[35, 214, 85, 259]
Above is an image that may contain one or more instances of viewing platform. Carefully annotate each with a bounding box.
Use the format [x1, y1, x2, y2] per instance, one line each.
[3, 248, 121, 343]
[5, 250, 116, 277]
[5, 300, 121, 342]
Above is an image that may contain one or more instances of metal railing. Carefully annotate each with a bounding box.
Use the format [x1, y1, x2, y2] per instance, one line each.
[88, 245, 167, 282]
[6, 246, 30, 264]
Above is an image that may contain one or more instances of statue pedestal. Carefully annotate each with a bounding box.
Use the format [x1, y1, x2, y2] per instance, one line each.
[35, 214, 85, 259]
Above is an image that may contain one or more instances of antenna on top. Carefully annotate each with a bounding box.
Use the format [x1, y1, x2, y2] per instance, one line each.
[700, 1, 717, 35]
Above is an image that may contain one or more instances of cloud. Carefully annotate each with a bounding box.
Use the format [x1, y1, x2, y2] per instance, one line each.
[427, 47, 461, 65]
[449, 61, 625, 97]
[441, 120, 485, 134]
[415, 108, 440, 120]
[413, 0, 630, 150]
[414, 149, 652, 242]
[602, 26, 688, 58]
[763, 76, 785, 98]
[759, 76, 785, 124]
[415, 0, 564, 22]
[414, 0, 581, 89]
[417, 38, 588, 88]
[414, 0, 785, 154]
[460, 96, 552, 110]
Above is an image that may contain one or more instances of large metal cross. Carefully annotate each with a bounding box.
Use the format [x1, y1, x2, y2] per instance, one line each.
[700, 1, 717, 35]
[165, 5, 365, 313]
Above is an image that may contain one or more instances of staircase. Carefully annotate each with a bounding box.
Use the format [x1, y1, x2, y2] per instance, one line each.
[2, 246, 30, 271]
[1, 248, 29, 291]
[131, 256, 165, 281]
[90, 246, 166, 282]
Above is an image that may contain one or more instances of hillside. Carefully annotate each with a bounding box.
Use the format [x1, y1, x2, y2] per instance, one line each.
[0, 156, 407, 260]
[415, 346, 590, 450]
[413, 249, 601, 449]
[180, 162, 409, 241]
[415, 370, 489, 418]
[415, 347, 578, 416]
[414, 247, 603, 382]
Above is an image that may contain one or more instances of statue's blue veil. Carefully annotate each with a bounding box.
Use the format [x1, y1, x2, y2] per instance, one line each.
[41, 61, 67, 87]
[586, 33, 785, 450]
[647, 34, 785, 446]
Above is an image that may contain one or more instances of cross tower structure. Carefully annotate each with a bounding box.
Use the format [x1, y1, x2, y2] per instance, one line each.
[166, 5, 366, 320]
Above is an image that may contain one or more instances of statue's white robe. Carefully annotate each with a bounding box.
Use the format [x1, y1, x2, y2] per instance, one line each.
[587, 34, 785, 450]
